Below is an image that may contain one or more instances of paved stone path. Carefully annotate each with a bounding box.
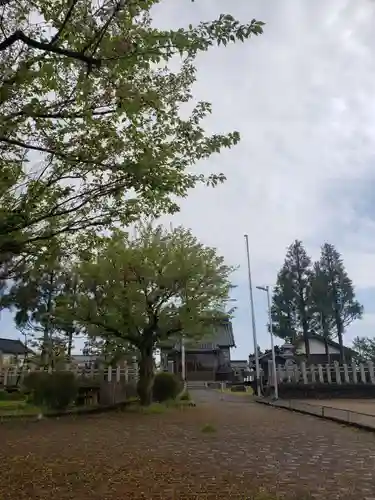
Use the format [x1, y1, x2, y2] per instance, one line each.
[2, 391, 375, 498]
[190, 389, 375, 498]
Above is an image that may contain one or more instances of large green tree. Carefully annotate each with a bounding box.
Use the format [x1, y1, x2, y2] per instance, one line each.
[58, 223, 234, 405]
[313, 243, 363, 362]
[0, 0, 264, 277]
[271, 240, 313, 357]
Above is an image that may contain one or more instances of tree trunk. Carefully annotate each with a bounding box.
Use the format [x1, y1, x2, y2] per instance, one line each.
[321, 314, 331, 364]
[335, 313, 345, 364]
[137, 344, 154, 406]
[67, 331, 73, 359]
[301, 312, 310, 360]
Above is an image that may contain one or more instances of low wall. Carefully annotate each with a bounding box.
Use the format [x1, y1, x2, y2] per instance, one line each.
[278, 382, 375, 399]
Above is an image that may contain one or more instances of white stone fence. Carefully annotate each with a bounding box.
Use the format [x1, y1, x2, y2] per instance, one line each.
[270, 360, 375, 385]
[0, 362, 139, 387]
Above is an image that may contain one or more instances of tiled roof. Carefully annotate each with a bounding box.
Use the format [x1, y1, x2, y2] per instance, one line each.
[0, 338, 32, 355]
[161, 320, 235, 351]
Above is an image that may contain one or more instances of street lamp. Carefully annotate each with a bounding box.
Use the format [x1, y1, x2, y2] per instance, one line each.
[256, 285, 278, 400]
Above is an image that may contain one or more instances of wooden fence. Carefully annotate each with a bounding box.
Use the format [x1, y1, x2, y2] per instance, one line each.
[0, 362, 139, 387]
[271, 361, 375, 385]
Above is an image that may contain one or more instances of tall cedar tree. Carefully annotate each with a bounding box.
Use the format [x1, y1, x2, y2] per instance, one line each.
[0, 0, 264, 279]
[315, 243, 363, 362]
[57, 223, 235, 406]
[309, 261, 334, 360]
[271, 240, 312, 357]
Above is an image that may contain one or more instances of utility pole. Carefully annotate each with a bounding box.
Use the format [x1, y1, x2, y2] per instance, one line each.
[256, 285, 278, 399]
[244, 234, 261, 396]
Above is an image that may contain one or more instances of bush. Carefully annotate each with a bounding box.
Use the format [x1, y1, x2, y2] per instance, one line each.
[152, 372, 181, 402]
[23, 371, 78, 410]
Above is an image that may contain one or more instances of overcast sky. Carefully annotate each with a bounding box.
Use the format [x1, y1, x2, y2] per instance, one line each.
[2, 0, 375, 359]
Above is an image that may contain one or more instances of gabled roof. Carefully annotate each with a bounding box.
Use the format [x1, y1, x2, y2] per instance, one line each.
[0, 338, 33, 356]
[160, 320, 235, 351]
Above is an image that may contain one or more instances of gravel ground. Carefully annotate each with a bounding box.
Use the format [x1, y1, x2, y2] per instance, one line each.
[1, 390, 375, 499]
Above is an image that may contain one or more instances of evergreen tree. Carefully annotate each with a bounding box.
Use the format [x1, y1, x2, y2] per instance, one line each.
[271, 240, 313, 357]
[309, 261, 335, 359]
[271, 268, 298, 343]
[315, 243, 363, 362]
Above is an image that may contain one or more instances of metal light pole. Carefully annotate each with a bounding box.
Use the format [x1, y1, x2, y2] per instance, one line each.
[244, 234, 261, 396]
[256, 285, 278, 400]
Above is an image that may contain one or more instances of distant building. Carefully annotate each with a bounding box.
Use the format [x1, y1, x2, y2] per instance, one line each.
[294, 334, 356, 364]
[230, 360, 250, 381]
[0, 338, 34, 366]
[159, 319, 235, 382]
[249, 334, 357, 380]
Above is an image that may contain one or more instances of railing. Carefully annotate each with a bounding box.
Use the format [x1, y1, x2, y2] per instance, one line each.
[272, 399, 375, 429]
[0, 363, 139, 387]
[273, 361, 375, 385]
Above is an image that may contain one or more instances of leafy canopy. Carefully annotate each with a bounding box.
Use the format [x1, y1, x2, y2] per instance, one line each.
[0, 0, 265, 271]
[352, 336, 375, 361]
[58, 222, 235, 350]
[0, 231, 85, 361]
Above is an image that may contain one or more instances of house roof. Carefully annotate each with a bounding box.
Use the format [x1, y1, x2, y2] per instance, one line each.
[254, 352, 287, 364]
[231, 360, 248, 368]
[160, 320, 235, 351]
[0, 338, 33, 356]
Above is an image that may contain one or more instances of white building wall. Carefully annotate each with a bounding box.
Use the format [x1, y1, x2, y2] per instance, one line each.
[296, 338, 340, 355]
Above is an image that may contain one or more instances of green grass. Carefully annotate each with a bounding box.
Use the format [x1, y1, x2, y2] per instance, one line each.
[0, 399, 41, 416]
[217, 387, 254, 396]
[201, 423, 217, 433]
[124, 398, 195, 414]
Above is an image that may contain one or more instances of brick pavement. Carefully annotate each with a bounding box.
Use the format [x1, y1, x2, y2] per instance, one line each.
[191, 389, 375, 498]
[1, 391, 375, 498]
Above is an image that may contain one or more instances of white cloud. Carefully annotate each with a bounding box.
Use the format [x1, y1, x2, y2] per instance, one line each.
[346, 313, 375, 343]
[152, 0, 375, 352]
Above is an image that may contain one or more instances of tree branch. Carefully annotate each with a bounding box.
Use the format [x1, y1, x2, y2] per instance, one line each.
[49, 0, 79, 46]
[7, 108, 114, 120]
[0, 135, 118, 167]
[0, 30, 101, 67]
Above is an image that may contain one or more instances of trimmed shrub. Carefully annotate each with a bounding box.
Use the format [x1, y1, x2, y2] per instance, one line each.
[23, 371, 78, 410]
[152, 372, 181, 402]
